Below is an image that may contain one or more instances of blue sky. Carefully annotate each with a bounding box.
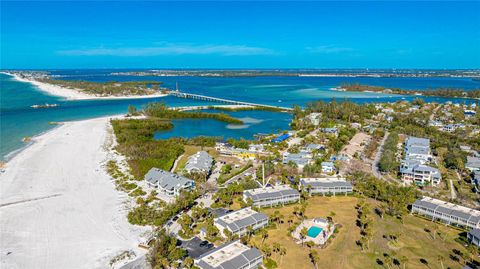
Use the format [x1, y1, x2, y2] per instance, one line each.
[1, 1, 479, 69]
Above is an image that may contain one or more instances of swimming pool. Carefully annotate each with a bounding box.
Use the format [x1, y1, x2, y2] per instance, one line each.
[307, 226, 323, 238]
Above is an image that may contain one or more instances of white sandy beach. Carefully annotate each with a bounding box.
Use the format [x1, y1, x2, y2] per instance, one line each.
[0, 116, 150, 269]
[3, 72, 167, 100]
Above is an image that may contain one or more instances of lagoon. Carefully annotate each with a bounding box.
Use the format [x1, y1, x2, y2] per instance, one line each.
[1, 71, 479, 160]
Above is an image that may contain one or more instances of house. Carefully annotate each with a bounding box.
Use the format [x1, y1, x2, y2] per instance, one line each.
[271, 133, 290, 143]
[400, 163, 441, 186]
[214, 207, 269, 238]
[248, 144, 265, 153]
[144, 168, 195, 197]
[283, 151, 312, 169]
[305, 143, 324, 152]
[306, 112, 322, 126]
[194, 240, 263, 269]
[468, 228, 480, 247]
[464, 109, 477, 118]
[235, 150, 256, 160]
[321, 161, 335, 174]
[411, 197, 480, 229]
[299, 177, 353, 195]
[404, 136, 432, 163]
[466, 156, 480, 172]
[243, 185, 300, 207]
[185, 151, 213, 174]
[320, 127, 338, 136]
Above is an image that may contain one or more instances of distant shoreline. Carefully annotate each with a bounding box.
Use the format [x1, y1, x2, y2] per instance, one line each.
[1, 72, 168, 100]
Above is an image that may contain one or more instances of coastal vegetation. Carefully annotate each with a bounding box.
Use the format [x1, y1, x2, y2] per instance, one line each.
[39, 79, 164, 96]
[378, 132, 400, 173]
[206, 105, 287, 113]
[341, 83, 480, 99]
[144, 102, 244, 124]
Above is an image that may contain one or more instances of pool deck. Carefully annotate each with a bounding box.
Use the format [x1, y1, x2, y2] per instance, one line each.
[292, 218, 334, 245]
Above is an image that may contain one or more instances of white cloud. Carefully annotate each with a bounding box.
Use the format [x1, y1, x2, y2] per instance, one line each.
[306, 45, 354, 54]
[57, 43, 275, 56]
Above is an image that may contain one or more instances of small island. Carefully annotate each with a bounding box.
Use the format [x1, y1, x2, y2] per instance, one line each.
[3, 71, 168, 100]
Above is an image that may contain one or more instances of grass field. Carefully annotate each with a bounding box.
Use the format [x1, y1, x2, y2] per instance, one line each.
[251, 196, 477, 269]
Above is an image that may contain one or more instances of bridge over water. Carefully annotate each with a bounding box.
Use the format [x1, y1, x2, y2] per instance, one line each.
[166, 90, 293, 111]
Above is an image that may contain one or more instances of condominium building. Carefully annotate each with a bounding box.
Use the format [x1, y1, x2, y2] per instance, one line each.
[468, 228, 480, 247]
[299, 177, 353, 195]
[145, 168, 195, 197]
[243, 185, 300, 207]
[194, 240, 263, 269]
[411, 197, 480, 229]
[185, 151, 214, 174]
[401, 136, 441, 186]
[400, 163, 441, 186]
[214, 207, 269, 238]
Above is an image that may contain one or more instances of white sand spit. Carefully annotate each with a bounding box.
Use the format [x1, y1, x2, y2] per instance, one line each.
[0, 117, 149, 269]
[4, 72, 167, 100]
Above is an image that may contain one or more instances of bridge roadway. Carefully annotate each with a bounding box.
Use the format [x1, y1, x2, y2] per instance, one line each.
[166, 90, 293, 111]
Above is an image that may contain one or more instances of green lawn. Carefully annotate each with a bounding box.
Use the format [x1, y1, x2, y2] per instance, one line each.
[250, 196, 477, 269]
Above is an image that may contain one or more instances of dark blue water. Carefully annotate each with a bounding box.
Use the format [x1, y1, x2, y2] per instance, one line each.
[154, 109, 292, 140]
[1, 70, 479, 160]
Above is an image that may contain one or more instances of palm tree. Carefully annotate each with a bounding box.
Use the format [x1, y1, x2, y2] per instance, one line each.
[309, 250, 320, 269]
[260, 229, 269, 243]
[279, 246, 287, 265]
[437, 255, 445, 269]
[300, 227, 309, 246]
[399, 255, 408, 269]
[467, 244, 478, 263]
[431, 223, 439, 240]
[328, 211, 336, 223]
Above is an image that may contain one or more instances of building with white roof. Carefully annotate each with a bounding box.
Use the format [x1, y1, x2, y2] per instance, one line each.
[299, 176, 353, 195]
[185, 151, 214, 174]
[411, 197, 480, 229]
[243, 185, 300, 207]
[194, 240, 263, 269]
[214, 207, 268, 238]
[144, 168, 195, 197]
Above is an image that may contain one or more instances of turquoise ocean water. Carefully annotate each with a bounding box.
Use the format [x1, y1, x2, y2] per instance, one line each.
[1, 71, 479, 160]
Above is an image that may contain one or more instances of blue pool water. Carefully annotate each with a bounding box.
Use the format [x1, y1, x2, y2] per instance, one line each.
[307, 226, 323, 238]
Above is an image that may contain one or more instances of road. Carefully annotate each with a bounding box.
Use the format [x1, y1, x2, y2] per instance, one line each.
[170, 153, 184, 172]
[221, 166, 256, 187]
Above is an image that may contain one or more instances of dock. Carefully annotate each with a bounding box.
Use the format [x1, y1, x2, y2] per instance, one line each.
[166, 90, 293, 111]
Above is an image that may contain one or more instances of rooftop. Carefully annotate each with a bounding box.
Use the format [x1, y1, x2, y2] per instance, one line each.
[195, 241, 262, 269]
[244, 185, 299, 201]
[300, 177, 352, 188]
[413, 197, 480, 223]
[144, 168, 194, 191]
[185, 151, 213, 172]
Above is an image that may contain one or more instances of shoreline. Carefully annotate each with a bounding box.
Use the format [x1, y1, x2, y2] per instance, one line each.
[0, 115, 150, 269]
[1, 72, 168, 100]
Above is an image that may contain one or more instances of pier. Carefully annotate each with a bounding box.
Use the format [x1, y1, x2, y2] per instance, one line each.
[166, 90, 293, 111]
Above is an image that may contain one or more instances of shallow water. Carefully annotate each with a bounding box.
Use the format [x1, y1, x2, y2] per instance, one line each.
[1, 71, 479, 159]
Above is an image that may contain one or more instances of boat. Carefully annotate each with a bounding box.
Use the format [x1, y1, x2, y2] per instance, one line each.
[30, 103, 59, 109]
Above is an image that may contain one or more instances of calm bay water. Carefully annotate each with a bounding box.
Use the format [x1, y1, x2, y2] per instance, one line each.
[1, 70, 479, 160]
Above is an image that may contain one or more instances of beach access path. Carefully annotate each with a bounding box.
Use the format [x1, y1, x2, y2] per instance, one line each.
[0, 116, 149, 269]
